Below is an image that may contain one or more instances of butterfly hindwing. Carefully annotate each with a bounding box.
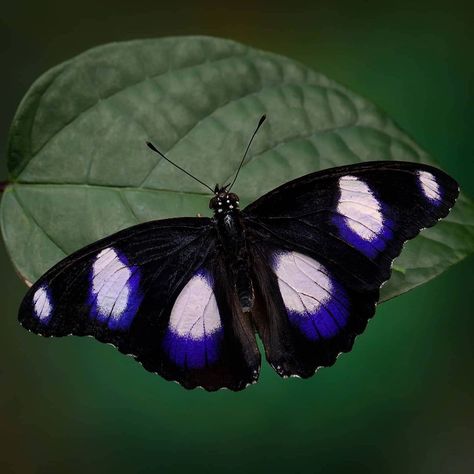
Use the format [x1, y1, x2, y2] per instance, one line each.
[245, 161, 459, 376]
[158, 257, 260, 391]
[250, 243, 377, 377]
[19, 217, 260, 391]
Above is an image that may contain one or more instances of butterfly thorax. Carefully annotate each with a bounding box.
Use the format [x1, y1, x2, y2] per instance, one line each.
[209, 189, 243, 241]
[209, 190, 253, 312]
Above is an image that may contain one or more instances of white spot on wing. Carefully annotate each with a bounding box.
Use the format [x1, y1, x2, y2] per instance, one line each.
[274, 252, 332, 314]
[33, 285, 52, 321]
[169, 273, 221, 340]
[418, 170, 441, 201]
[337, 175, 383, 240]
[92, 248, 131, 320]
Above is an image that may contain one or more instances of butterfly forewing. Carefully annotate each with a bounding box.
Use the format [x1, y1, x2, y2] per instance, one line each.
[244, 161, 458, 377]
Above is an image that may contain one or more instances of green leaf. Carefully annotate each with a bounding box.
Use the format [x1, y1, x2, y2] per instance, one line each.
[1, 36, 473, 299]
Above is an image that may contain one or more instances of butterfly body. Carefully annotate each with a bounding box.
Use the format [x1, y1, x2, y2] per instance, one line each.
[210, 188, 254, 312]
[18, 161, 459, 391]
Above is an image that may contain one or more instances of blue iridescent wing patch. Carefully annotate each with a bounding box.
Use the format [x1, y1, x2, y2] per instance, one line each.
[88, 247, 142, 330]
[159, 261, 260, 390]
[272, 251, 349, 340]
[332, 175, 394, 258]
[163, 269, 223, 369]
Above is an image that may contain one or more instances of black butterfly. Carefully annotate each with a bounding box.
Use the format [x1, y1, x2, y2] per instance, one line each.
[19, 116, 459, 391]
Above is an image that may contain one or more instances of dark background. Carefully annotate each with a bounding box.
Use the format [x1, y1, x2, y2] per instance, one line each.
[1, 1, 473, 473]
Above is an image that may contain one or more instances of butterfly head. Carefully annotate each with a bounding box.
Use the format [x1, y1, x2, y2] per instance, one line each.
[209, 185, 240, 214]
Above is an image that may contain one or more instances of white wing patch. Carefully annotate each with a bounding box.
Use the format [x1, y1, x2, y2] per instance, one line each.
[169, 272, 221, 340]
[33, 285, 52, 322]
[417, 170, 441, 202]
[274, 252, 332, 314]
[273, 251, 349, 340]
[337, 175, 384, 240]
[92, 248, 131, 320]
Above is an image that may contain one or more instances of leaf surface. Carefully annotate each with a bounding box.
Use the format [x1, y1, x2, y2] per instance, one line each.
[2, 36, 473, 299]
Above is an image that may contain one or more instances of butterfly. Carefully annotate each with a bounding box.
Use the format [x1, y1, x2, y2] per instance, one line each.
[18, 115, 459, 391]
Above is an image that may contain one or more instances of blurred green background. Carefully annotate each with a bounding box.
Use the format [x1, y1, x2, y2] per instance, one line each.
[1, 1, 473, 473]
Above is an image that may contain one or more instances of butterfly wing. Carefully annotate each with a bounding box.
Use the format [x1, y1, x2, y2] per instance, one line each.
[19, 217, 260, 391]
[243, 161, 459, 377]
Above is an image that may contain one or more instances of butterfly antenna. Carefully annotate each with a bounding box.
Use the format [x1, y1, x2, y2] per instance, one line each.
[146, 141, 215, 193]
[228, 114, 266, 192]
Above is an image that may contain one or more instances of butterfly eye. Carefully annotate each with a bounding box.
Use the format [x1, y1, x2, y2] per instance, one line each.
[209, 197, 218, 209]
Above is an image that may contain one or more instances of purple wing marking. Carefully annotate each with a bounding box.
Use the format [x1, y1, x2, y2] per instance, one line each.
[88, 247, 142, 330]
[163, 269, 223, 369]
[333, 175, 394, 258]
[32, 284, 53, 324]
[273, 251, 350, 340]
